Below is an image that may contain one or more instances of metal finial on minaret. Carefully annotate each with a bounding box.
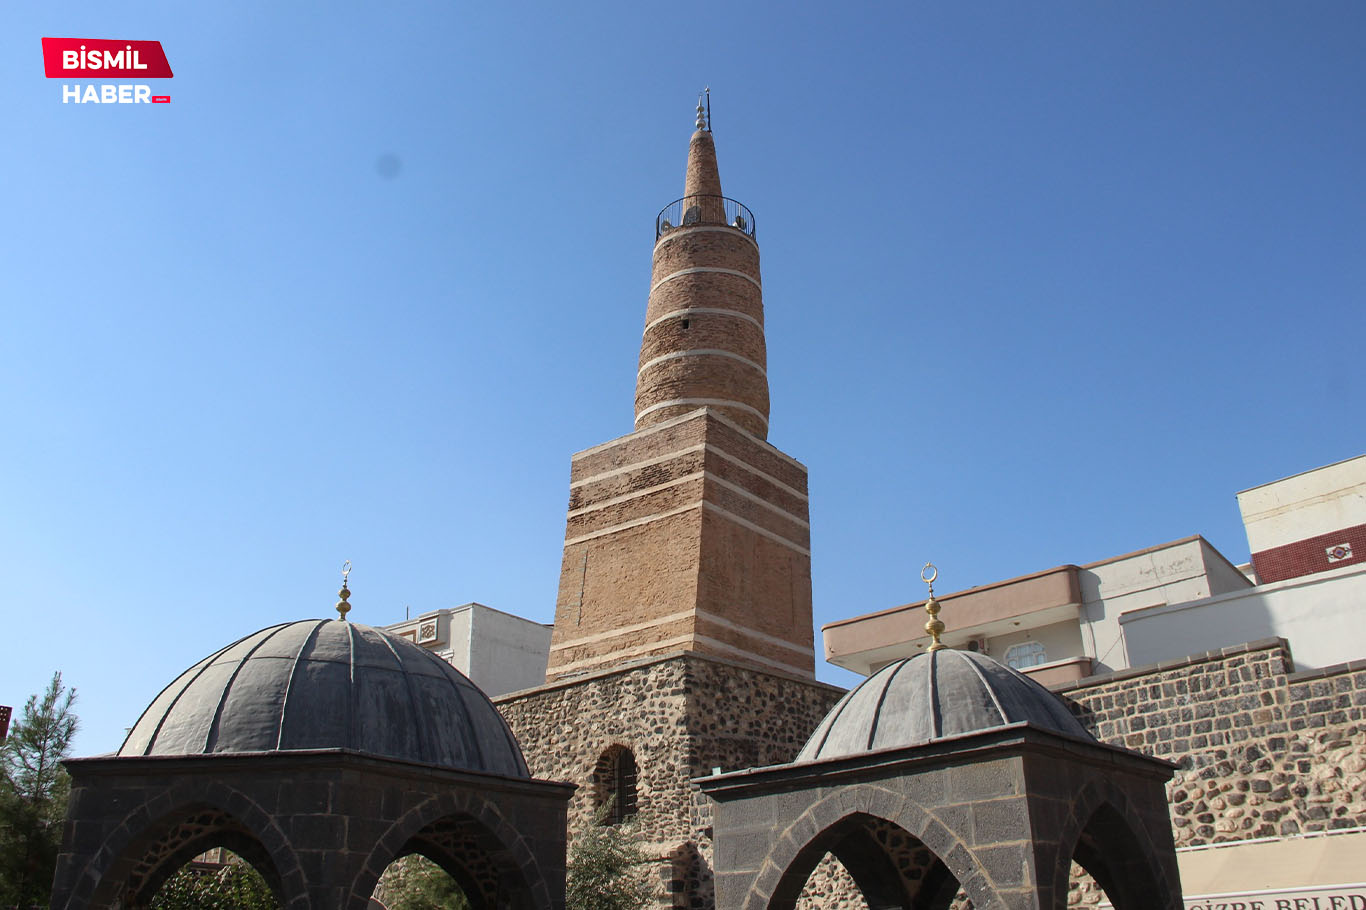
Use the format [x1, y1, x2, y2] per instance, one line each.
[336, 560, 352, 621]
[922, 563, 946, 651]
[695, 87, 711, 132]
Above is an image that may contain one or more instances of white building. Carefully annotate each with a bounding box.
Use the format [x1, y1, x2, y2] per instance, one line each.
[384, 603, 552, 698]
[823, 454, 1366, 682]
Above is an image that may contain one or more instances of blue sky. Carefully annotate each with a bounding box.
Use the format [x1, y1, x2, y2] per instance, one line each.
[2, 2, 1362, 755]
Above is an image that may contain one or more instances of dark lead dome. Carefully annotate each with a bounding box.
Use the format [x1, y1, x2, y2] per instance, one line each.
[797, 648, 1093, 763]
[120, 619, 528, 778]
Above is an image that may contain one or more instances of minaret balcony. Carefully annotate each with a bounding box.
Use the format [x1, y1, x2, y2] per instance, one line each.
[656, 195, 756, 241]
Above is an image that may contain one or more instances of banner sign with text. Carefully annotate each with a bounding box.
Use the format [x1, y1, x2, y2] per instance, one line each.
[41, 38, 173, 78]
[1108, 885, 1366, 910]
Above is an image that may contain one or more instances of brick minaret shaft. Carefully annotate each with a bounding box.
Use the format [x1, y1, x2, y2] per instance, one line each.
[634, 129, 770, 439]
[545, 125, 814, 682]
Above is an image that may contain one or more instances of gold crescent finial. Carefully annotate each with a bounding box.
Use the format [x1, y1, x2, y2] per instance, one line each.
[336, 561, 352, 621]
[922, 562, 945, 651]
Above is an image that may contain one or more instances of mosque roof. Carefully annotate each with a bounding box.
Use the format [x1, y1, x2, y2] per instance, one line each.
[796, 648, 1094, 763]
[119, 618, 528, 777]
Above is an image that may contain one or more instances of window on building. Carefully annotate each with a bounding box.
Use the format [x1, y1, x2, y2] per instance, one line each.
[593, 745, 638, 825]
[1005, 641, 1047, 670]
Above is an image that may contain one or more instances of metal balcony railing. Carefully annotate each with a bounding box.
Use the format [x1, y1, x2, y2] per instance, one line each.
[655, 195, 756, 241]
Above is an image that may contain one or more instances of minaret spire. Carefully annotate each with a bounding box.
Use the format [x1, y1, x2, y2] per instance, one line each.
[634, 107, 769, 439]
[682, 129, 724, 210]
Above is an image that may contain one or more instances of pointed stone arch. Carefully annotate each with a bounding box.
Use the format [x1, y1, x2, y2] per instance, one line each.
[1046, 778, 1183, 910]
[765, 809, 972, 910]
[719, 782, 995, 910]
[53, 752, 572, 910]
[351, 789, 553, 910]
[63, 779, 306, 910]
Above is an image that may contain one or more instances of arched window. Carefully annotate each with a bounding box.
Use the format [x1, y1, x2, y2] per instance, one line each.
[593, 745, 638, 825]
[1005, 640, 1047, 670]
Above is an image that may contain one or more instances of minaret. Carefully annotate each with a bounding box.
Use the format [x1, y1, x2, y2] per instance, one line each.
[634, 105, 769, 439]
[545, 103, 814, 682]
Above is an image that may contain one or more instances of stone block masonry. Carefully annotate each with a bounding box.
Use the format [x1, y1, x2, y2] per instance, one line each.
[497, 651, 844, 907]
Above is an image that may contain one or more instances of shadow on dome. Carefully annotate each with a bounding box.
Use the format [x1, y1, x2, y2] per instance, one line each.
[51, 617, 574, 910]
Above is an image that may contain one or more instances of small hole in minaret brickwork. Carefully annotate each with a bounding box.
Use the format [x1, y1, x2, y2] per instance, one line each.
[681, 319, 690, 329]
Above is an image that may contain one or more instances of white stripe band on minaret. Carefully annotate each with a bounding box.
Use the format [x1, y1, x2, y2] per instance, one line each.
[563, 500, 808, 556]
[643, 307, 764, 335]
[565, 471, 704, 519]
[635, 398, 769, 428]
[704, 410, 807, 470]
[701, 501, 810, 556]
[570, 444, 706, 488]
[546, 634, 809, 678]
[708, 474, 810, 529]
[569, 442, 808, 502]
[650, 267, 761, 295]
[569, 407, 803, 468]
[547, 608, 815, 657]
[705, 445, 808, 501]
[570, 408, 710, 461]
[637, 348, 767, 378]
[654, 225, 760, 254]
[563, 502, 701, 547]
[565, 467, 807, 529]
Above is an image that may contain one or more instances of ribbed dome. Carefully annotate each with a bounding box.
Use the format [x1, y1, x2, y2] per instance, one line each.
[797, 649, 1093, 763]
[120, 620, 528, 777]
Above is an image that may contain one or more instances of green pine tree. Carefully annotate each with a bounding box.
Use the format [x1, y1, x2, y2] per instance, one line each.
[0, 671, 78, 908]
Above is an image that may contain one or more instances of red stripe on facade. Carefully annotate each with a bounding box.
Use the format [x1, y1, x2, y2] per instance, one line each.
[1250, 522, 1366, 584]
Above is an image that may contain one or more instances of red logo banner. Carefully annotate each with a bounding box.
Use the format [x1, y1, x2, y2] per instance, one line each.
[42, 38, 173, 78]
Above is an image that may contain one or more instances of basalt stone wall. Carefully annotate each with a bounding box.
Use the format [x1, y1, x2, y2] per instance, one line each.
[498, 656, 695, 847]
[1057, 638, 1366, 848]
[681, 654, 844, 777]
[497, 652, 843, 908]
[794, 855, 866, 910]
[1053, 639, 1366, 907]
[52, 752, 571, 910]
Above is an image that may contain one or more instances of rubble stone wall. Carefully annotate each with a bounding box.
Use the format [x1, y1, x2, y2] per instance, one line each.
[496, 651, 843, 908]
[1057, 638, 1366, 849]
